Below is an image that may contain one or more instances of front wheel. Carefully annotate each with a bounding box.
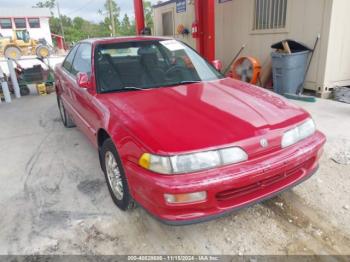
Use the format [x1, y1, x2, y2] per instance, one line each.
[101, 138, 134, 210]
[35, 45, 50, 58]
[57, 96, 75, 128]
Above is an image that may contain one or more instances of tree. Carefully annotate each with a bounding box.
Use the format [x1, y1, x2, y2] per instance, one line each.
[119, 14, 135, 36]
[143, 1, 154, 30]
[34, 0, 55, 9]
[104, 0, 121, 35]
[34, 0, 145, 46]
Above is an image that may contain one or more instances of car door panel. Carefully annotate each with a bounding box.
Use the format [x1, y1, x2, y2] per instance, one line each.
[70, 43, 99, 144]
[59, 45, 79, 119]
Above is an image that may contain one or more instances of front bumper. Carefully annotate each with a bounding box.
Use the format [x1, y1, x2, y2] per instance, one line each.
[125, 131, 326, 225]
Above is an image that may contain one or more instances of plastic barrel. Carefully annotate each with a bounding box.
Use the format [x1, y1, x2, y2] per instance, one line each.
[271, 50, 310, 95]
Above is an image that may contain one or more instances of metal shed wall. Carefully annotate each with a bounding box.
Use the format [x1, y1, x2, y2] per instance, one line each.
[322, 0, 350, 92]
[215, 0, 334, 96]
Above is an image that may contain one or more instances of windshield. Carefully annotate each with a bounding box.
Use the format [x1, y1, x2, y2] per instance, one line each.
[95, 40, 223, 93]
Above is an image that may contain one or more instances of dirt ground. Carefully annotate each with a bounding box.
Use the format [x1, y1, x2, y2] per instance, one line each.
[0, 94, 349, 255]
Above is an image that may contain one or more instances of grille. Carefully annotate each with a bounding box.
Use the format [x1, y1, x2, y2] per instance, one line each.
[216, 158, 314, 202]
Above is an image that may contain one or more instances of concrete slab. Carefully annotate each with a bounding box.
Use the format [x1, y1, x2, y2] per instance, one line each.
[0, 94, 349, 255]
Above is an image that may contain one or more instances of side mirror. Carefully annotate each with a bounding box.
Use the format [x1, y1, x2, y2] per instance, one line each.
[76, 72, 92, 89]
[211, 60, 223, 72]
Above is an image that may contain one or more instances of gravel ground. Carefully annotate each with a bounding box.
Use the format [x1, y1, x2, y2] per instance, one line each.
[0, 94, 349, 255]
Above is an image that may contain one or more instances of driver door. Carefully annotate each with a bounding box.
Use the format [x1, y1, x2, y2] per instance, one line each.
[70, 43, 100, 144]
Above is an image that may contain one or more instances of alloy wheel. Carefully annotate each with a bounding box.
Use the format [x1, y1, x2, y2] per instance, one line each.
[105, 151, 124, 200]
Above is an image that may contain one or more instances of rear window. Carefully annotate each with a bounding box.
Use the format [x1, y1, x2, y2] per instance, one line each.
[102, 47, 139, 57]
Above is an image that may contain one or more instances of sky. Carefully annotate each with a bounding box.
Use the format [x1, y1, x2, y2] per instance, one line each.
[0, 0, 160, 22]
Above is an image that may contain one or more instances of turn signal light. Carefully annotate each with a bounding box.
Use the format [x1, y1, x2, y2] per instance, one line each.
[164, 191, 207, 204]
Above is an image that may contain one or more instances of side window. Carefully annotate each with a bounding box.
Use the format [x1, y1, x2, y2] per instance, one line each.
[71, 44, 92, 76]
[62, 45, 79, 73]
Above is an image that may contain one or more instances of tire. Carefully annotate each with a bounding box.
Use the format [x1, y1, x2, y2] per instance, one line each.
[101, 138, 134, 211]
[4, 46, 21, 60]
[57, 96, 75, 128]
[35, 45, 50, 58]
[20, 85, 30, 96]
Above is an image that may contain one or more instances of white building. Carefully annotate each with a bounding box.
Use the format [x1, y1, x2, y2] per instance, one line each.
[153, 0, 350, 98]
[0, 8, 52, 46]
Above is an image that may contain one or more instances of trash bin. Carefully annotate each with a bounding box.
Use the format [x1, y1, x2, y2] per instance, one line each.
[271, 40, 311, 95]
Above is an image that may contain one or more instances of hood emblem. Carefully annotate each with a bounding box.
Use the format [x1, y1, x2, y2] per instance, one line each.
[260, 138, 269, 148]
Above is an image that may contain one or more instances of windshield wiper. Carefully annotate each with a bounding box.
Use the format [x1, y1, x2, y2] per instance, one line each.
[179, 81, 201, 84]
[123, 86, 147, 91]
[101, 86, 148, 94]
[163, 80, 202, 87]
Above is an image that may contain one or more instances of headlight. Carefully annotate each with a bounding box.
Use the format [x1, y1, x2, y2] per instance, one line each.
[171, 151, 221, 173]
[282, 118, 316, 148]
[298, 118, 316, 140]
[281, 128, 300, 148]
[139, 147, 248, 175]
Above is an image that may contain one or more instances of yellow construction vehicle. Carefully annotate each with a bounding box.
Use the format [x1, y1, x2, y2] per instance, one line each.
[0, 29, 50, 59]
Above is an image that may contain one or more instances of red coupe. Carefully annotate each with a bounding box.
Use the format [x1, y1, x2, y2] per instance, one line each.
[55, 37, 326, 225]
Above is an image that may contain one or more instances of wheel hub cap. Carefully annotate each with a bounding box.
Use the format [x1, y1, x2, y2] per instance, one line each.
[105, 151, 123, 200]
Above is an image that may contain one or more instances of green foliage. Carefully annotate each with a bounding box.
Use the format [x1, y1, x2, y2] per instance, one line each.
[50, 15, 110, 44]
[34, 0, 55, 9]
[35, 0, 154, 45]
[104, 0, 120, 35]
[119, 14, 136, 36]
[143, 1, 154, 29]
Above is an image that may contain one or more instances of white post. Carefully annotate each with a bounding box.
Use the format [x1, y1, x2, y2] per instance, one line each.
[1, 81, 11, 103]
[46, 57, 52, 71]
[0, 66, 11, 103]
[7, 58, 21, 98]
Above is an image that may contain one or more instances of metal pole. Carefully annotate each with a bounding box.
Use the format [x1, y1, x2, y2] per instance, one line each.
[0, 66, 11, 103]
[56, 0, 65, 39]
[194, 0, 215, 61]
[7, 59, 20, 98]
[133, 0, 145, 35]
[108, 0, 116, 36]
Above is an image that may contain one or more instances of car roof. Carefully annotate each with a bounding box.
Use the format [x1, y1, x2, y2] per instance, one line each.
[80, 36, 173, 46]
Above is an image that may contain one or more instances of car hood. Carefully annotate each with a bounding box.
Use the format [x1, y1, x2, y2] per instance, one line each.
[102, 78, 309, 154]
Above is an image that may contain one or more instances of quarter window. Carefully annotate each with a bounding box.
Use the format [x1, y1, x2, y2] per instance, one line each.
[0, 18, 12, 29]
[14, 18, 26, 28]
[28, 18, 40, 28]
[253, 0, 287, 30]
[71, 44, 92, 76]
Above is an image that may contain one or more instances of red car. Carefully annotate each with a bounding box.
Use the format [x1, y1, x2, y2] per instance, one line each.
[55, 37, 326, 225]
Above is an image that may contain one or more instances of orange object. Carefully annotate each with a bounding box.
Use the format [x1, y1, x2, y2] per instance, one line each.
[177, 24, 185, 35]
[231, 56, 261, 85]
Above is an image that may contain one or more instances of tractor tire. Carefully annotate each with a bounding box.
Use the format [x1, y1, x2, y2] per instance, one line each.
[4, 46, 21, 60]
[35, 45, 50, 59]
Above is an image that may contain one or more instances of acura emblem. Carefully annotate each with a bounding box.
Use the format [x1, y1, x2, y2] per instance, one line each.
[260, 138, 269, 148]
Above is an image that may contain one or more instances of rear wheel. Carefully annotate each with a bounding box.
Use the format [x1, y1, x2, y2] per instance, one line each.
[101, 138, 134, 210]
[57, 96, 75, 128]
[4, 46, 21, 60]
